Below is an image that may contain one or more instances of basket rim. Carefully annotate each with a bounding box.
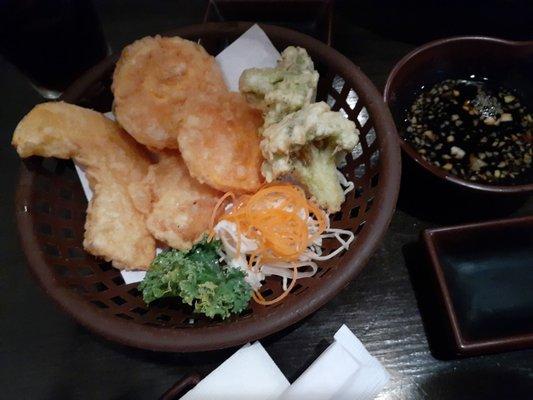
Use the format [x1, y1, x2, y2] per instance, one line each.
[16, 21, 401, 352]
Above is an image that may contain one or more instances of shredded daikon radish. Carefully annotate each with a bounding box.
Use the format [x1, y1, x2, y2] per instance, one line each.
[215, 220, 258, 257]
[303, 228, 355, 261]
[337, 169, 354, 195]
[213, 214, 354, 287]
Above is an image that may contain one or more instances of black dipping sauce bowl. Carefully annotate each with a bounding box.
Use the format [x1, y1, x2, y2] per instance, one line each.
[384, 36, 533, 196]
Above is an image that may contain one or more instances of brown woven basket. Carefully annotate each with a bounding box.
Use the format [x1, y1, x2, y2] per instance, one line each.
[15, 22, 401, 352]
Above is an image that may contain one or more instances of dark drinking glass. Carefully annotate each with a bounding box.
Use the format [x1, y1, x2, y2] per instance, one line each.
[0, 0, 109, 98]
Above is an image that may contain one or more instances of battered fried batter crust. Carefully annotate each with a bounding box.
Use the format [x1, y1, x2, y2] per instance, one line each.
[112, 35, 227, 149]
[132, 152, 221, 250]
[177, 92, 264, 193]
[12, 102, 155, 270]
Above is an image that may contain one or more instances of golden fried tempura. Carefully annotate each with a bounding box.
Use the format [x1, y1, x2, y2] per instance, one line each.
[112, 35, 227, 149]
[12, 102, 155, 270]
[177, 92, 264, 193]
[131, 152, 221, 250]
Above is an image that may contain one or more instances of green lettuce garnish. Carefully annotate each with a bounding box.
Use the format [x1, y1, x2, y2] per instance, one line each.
[139, 240, 252, 319]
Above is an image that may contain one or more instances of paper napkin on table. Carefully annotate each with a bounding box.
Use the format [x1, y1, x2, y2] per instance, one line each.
[277, 325, 390, 400]
[180, 342, 289, 400]
[178, 325, 389, 400]
[74, 24, 279, 284]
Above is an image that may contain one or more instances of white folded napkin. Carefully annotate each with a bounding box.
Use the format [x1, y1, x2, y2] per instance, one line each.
[179, 325, 389, 400]
[180, 342, 289, 400]
[277, 325, 390, 400]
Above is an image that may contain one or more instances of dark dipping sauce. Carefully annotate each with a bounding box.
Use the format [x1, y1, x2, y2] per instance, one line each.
[403, 78, 532, 184]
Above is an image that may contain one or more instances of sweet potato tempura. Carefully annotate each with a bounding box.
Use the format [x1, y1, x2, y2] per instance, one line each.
[177, 92, 264, 193]
[12, 102, 155, 270]
[131, 152, 221, 250]
[112, 35, 227, 149]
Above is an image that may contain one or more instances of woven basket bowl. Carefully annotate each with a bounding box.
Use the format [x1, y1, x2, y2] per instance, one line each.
[16, 22, 401, 352]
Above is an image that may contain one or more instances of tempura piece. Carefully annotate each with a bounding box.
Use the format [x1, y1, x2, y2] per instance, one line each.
[239, 46, 319, 126]
[260, 102, 359, 213]
[177, 92, 264, 193]
[135, 152, 221, 250]
[112, 35, 227, 149]
[12, 102, 155, 270]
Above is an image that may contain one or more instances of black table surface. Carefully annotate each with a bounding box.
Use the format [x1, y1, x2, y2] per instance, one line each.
[1, 1, 532, 399]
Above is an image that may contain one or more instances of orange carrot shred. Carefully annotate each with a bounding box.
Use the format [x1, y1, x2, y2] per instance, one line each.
[208, 191, 235, 241]
[210, 183, 329, 308]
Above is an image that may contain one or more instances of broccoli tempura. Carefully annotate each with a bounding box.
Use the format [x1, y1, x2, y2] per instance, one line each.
[260, 102, 359, 212]
[239, 46, 319, 126]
